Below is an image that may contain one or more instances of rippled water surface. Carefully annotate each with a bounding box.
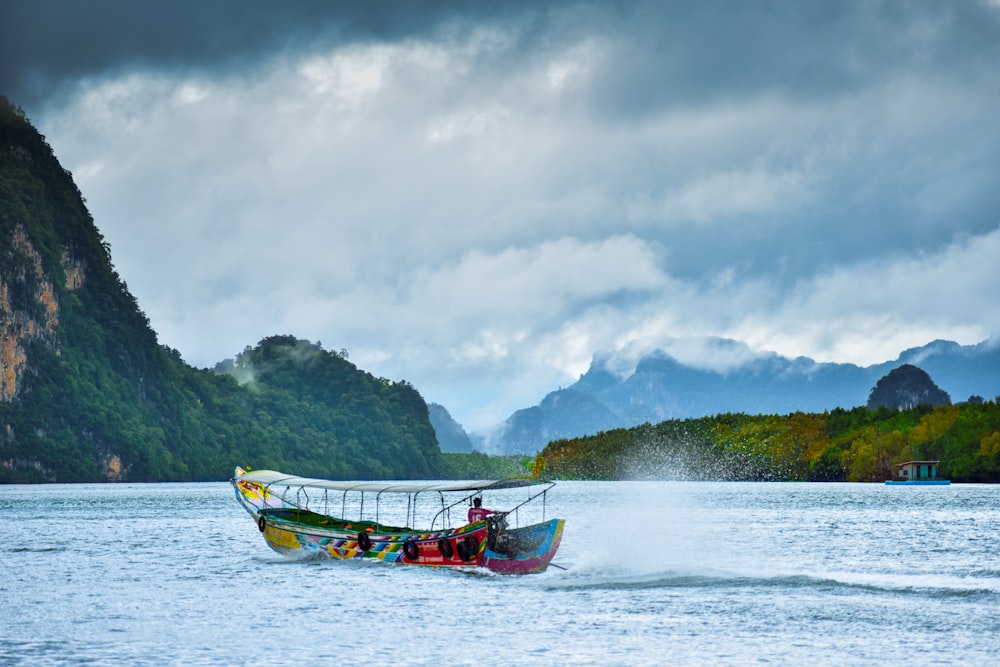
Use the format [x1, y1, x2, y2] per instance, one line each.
[2, 481, 998, 665]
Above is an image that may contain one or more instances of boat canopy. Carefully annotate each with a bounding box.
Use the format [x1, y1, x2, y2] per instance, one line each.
[235, 469, 547, 495]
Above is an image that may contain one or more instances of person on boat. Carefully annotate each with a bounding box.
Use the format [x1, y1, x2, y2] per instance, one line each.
[467, 497, 493, 523]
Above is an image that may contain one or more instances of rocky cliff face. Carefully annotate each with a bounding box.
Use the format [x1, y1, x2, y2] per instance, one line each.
[0, 97, 172, 481]
[1, 224, 69, 401]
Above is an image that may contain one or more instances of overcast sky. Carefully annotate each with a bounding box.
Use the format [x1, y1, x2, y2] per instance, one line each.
[4, 0, 1000, 430]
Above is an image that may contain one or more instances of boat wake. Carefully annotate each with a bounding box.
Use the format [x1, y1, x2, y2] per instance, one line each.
[544, 565, 1000, 601]
[522, 482, 1000, 601]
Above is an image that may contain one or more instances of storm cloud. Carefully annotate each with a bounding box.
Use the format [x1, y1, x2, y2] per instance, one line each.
[4, 0, 1000, 430]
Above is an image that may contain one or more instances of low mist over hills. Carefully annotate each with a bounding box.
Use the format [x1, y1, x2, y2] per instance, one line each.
[482, 337, 1000, 454]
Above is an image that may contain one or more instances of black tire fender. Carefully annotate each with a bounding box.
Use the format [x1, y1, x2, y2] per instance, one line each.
[437, 537, 453, 559]
[257, 516, 267, 533]
[459, 534, 479, 562]
[403, 539, 419, 561]
[357, 531, 372, 552]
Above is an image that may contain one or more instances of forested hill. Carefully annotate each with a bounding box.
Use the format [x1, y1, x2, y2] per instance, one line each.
[0, 98, 441, 482]
[535, 401, 1000, 483]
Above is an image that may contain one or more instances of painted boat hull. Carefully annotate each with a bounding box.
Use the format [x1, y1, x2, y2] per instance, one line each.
[483, 518, 565, 574]
[233, 469, 564, 574]
[256, 507, 489, 567]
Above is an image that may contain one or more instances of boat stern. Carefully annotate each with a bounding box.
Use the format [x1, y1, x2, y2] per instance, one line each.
[483, 518, 565, 574]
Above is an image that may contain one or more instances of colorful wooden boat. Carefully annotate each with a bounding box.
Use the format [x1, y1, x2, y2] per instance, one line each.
[232, 467, 565, 574]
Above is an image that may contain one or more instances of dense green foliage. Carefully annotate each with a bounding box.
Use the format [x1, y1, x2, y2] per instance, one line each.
[0, 99, 442, 483]
[439, 453, 532, 479]
[212, 336, 442, 480]
[536, 401, 1000, 482]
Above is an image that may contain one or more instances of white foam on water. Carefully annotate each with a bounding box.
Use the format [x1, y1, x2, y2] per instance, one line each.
[554, 481, 741, 583]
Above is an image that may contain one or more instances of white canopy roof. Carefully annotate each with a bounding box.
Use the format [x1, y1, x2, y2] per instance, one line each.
[234, 469, 547, 495]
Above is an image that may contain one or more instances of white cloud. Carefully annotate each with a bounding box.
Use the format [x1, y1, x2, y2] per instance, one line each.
[637, 163, 814, 226]
[731, 226, 1000, 366]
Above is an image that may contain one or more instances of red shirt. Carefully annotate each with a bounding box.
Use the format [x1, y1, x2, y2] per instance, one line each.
[468, 506, 492, 523]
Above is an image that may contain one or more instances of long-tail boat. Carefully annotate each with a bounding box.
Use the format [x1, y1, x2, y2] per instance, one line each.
[232, 467, 565, 574]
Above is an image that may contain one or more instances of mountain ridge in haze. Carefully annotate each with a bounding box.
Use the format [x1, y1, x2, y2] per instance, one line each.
[476, 337, 1000, 454]
[427, 403, 474, 453]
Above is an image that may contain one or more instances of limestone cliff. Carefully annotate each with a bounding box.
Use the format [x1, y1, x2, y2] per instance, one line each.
[1, 224, 67, 401]
[0, 96, 156, 481]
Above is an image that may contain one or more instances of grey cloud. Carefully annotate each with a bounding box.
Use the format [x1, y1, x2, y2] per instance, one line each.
[1, 0, 561, 111]
[584, 1, 1000, 118]
[8, 0, 993, 114]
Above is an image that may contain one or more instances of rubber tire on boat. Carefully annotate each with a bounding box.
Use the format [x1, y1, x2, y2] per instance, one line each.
[403, 539, 419, 561]
[437, 537, 453, 559]
[257, 516, 267, 533]
[458, 534, 479, 562]
[357, 531, 372, 552]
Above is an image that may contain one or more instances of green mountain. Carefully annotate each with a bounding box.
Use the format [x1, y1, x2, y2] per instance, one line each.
[0, 97, 441, 483]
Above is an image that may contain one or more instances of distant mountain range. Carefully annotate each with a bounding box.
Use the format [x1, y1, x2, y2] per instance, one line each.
[473, 338, 1000, 454]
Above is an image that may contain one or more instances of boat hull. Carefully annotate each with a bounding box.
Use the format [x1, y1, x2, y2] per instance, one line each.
[483, 518, 565, 574]
[257, 507, 489, 567]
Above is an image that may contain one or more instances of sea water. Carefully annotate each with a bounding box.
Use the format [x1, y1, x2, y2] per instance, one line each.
[1, 481, 997, 666]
